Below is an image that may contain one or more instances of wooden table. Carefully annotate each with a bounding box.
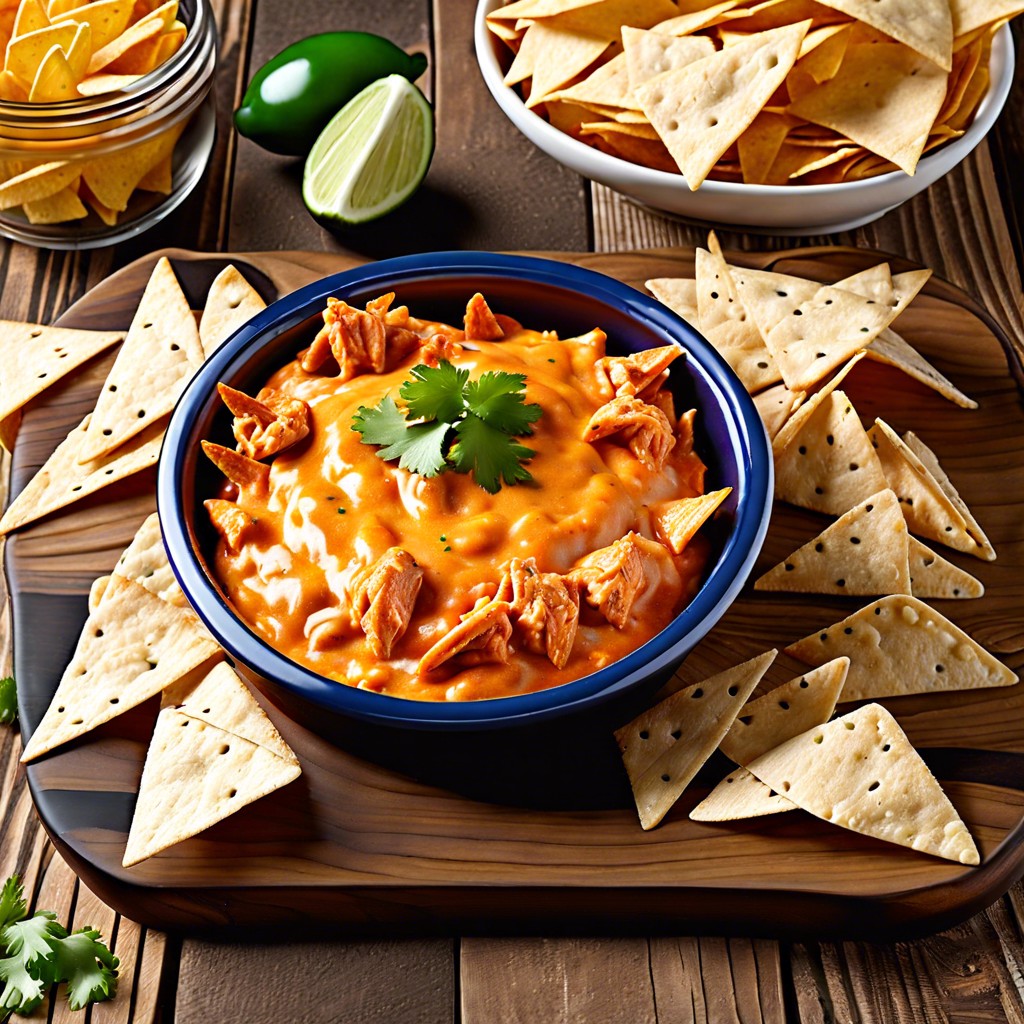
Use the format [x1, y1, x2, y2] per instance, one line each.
[2, 1, 1024, 1021]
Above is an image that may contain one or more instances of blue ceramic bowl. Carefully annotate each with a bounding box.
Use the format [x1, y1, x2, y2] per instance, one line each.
[158, 252, 772, 730]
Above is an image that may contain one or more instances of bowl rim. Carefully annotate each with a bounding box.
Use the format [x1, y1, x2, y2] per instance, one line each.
[158, 251, 773, 729]
[473, 0, 1016, 197]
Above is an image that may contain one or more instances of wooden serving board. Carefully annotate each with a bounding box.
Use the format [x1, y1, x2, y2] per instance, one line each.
[9, 247, 1024, 939]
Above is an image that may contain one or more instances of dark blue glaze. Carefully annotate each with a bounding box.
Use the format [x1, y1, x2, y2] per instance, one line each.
[158, 252, 772, 730]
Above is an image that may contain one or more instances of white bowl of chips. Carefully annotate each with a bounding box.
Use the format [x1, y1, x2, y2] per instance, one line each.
[475, 0, 1015, 234]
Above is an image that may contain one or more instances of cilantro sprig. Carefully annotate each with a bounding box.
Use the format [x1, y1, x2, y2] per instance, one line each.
[0, 875, 118, 1016]
[351, 361, 542, 494]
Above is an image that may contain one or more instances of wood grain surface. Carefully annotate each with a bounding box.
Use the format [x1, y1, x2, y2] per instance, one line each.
[0, 1, 1022, 1022]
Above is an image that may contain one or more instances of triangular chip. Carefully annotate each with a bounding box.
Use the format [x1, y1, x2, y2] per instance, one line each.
[61, 0, 132, 50]
[753, 382, 804, 441]
[950, 0, 1024, 38]
[0, 161, 80, 211]
[867, 418, 995, 560]
[736, 109, 794, 184]
[745, 704, 979, 864]
[79, 256, 202, 463]
[635, 20, 809, 189]
[198, 264, 266, 358]
[540, 0, 680, 38]
[908, 536, 984, 600]
[22, 183, 88, 224]
[81, 119, 185, 211]
[614, 649, 776, 829]
[110, 510, 186, 605]
[788, 43, 948, 175]
[645, 276, 698, 329]
[786, 594, 1018, 701]
[28, 44, 77, 101]
[690, 765, 795, 821]
[122, 702, 300, 866]
[774, 389, 888, 515]
[506, 22, 609, 106]
[720, 658, 849, 766]
[651, 487, 731, 555]
[550, 52, 637, 110]
[736, 271, 897, 391]
[771, 352, 862, 454]
[85, 9, 161, 74]
[865, 329, 977, 409]
[755, 488, 912, 596]
[162, 661, 297, 764]
[814, 0, 952, 70]
[20, 576, 222, 762]
[622, 26, 714, 92]
[0, 320, 122, 423]
[695, 247, 780, 392]
[0, 413, 164, 535]
[834, 262, 894, 307]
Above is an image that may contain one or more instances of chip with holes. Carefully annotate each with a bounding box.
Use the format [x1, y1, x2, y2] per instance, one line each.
[199, 263, 267, 359]
[744, 703, 979, 864]
[786, 594, 1018, 702]
[907, 536, 984, 600]
[614, 649, 776, 829]
[110, 510, 187, 606]
[752, 381, 805, 441]
[123, 663, 301, 867]
[79, 256, 202, 463]
[755, 488, 912, 596]
[19, 575, 221, 762]
[868, 418, 995, 561]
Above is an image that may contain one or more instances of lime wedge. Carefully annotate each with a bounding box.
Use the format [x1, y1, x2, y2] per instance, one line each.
[302, 74, 435, 225]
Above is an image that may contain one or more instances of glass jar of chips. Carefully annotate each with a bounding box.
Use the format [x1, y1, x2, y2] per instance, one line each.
[0, 0, 216, 249]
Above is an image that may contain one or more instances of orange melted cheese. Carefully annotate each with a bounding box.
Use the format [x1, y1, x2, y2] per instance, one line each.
[211, 324, 711, 701]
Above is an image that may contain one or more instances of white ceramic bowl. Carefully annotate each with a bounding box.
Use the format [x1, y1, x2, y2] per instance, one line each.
[475, 2, 1015, 235]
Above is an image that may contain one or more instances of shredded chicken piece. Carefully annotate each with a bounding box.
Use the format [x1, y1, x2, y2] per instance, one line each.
[202, 440, 269, 495]
[365, 292, 411, 326]
[648, 384, 675, 424]
[204, 498, 252, 552]
[418, 596, 514, 674]
[569, 534, 647, 629]
[347, 547, 424, 658]
[497, 557, 580, 669]
[463, 293, 505, 341]
[582, 395, 675, 471]
[596, 346, 681, 399]
[419, 332, 464, 366]
[217, 382, 311, 460]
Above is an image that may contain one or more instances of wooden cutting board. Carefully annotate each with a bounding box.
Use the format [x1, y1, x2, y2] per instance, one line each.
[9, 247, 1024, 939]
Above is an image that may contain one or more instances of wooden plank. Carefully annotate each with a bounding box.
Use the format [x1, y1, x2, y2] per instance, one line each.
[174, 938, 455, 1024]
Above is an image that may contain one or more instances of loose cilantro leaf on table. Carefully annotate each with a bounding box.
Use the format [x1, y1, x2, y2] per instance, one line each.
[0, 875, 117, 1017]
[0, 677, 16, 726]
[352, 361, 541, 493]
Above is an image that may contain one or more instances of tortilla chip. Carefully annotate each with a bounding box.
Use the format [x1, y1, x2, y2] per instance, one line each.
[549, 51, 636, 110]
[79, 256, 202, 463]
[651, 487, 731, 555]
[63, 0, 131, 49]
[5, 21, 77, 81]
[867, 418, 995, 560]
[622, 26, 714, 92]
[0, 69, 27, 100]
[794, 20, 851, 82]
[814, 0, 951, 70]
[0, 161, 79, 211]
[19, 575, 221, 762]
[110, 510, 186, 605]
[76, 70, 140, 94]
[690, 764, 795, 821]
[122, 665, 301, 866]
[774, 389, 888, 515]
[720, 657, 849, 766]
[636, 21, 808, 189]
[756, 488, 912, 596]
[0, 320, 122, 423]
[735, 270, 897, 391]
[865, 329, 977, 409]
[908, 536, 984, 600]
[771, 351, 862, 453]
[753, 382, 805, 441]
[787, 594, 1018, 701]
[88, 573, 111, 612]
[62, 20, 91, 79]
[788, 43, 948, 175]
[745, 703, 979, 864]
[79, 182, 118, 224]
[0, 412, 164, 535]
[737, 109, 794, 183]
[198, 264, 266, 359]
[695, 247, 781, 393]
[27, 43, 77, 100]
[540, 0, 679, 38]
[135, 151, 171, 193]
[615, 649, 777, 829]
[655, 1, 742, 36]
[645, 276, 699, 329]
[13, 0, 49, 37]
[506, 22, 609, 106]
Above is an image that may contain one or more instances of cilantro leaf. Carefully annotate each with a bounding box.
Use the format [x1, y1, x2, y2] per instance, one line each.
[464, 371, 541, 435]
[388, 421, 450, 477]
[451, 413, 536, 494]
[0, 677, 15, 726]
[53, 929, 118, 1012]
[1, 914, 64, 974]
[400, 361, 468, 423]
[0, 877, 26, 930]
[351, 395, 407, 448]
[0, 951, 48, 1014]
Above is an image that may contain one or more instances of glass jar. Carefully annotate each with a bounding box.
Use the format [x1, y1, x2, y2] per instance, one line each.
[0, 0, 217, 249]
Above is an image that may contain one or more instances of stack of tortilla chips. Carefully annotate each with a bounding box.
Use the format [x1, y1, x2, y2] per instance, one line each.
[4, 259, 295, 865]
[0, 0, 192, 225]
[487, 0, 1020, 188]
